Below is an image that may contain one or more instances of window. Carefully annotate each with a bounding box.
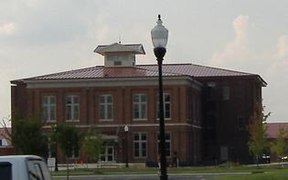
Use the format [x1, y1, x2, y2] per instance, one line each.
[157, 93, 171, 120]
[67, 146, 80, 159]
[206, 113, 216, 128]
[133, 94, 147, 120]
[100, 144, 115, 162]
[133, 133, 147, 158]
[99, 94, 113, 120]
[193, 96, 197, 122]
[223, 86, 230, 101]
[114, 61, 122, 66]
[0, 162, 12, 180]
[158, 133, 171, 157]
[220, 146, 229, 161]
[42, 96, 56, 122]
[27, 159, 52, 180]
[238, 116, 246, 130]
[206, 83, 216, 101]
[66, 95, 80, 121]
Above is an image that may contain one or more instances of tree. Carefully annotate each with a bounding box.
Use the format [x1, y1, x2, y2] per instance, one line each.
[82, 127, 103, 163]
[247, 104, 270, 165]
[48, 124, 60, 171]
[11, 117, 48, 158]
[271, 127, 288, 162]
[0, 116, 12, 143]
[54, 123, 83, 180]
[55, 123, 83, 158]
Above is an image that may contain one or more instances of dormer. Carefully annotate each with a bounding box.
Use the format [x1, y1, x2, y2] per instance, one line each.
[94, 43, 145, 67]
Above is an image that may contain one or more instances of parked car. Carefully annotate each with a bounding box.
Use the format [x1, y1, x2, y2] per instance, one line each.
[0, 155, 52, 180]
[281, 156, 288, 161]
[261, 154, 270, 163]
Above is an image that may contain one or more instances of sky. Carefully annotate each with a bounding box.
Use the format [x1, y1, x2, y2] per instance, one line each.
[1, 0, 288, 124]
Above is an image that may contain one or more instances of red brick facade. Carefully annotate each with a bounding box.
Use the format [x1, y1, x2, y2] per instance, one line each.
[11, 77, 204, 165]
[10, 43, 265, 165]
[11, 73, 264, 165]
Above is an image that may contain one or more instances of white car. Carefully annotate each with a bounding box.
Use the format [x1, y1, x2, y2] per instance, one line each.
[0, 155, 52, 180]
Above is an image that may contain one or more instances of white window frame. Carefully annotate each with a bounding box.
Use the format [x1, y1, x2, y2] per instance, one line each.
[133, 132, 147, 158]
[100, 144, 115, 162]
[42, 95, 56, 122]
[133, 94, 147, 120]
[99, 94, 113, 121]
[66, 95, 80, 122]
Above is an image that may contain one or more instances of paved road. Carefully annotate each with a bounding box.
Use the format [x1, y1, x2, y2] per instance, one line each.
[54, 175, 209, 180]
[53, 172, 249, 180]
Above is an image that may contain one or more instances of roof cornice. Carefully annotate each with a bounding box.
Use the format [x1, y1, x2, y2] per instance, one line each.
[24, 76, 202, 90]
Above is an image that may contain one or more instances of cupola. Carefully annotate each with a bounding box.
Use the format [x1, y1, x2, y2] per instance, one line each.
[94, 43, 145, 67]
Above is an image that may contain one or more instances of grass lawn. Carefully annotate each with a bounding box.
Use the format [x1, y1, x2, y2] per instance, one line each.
[213, 169, 288, 180]
[51, 164, 288, 179]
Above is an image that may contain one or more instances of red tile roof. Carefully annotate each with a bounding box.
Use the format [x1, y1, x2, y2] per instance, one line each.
[25, 66, 180, 81]
[141, 64, 254, 77]
[12, 63, 266, 86]
[266, 123, 288, 139]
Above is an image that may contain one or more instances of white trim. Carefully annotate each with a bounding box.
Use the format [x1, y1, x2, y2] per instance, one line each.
[24, 76, 202, 90]
[99, 119, 113, 122]
[65, 120, 80, 122]
[46, 120, 56, 123]
[132, 119, 148, 121]
[43, 123, 202, 129]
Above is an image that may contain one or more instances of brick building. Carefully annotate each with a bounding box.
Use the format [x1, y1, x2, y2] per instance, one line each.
[0, 128, 14, 155]
[11, 43, 266, 165]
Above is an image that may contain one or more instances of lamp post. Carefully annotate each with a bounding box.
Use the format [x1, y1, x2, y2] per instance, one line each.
[52, 124, 58, 172]
[151, 14, 168, 180]
[124, 125, 129, 168]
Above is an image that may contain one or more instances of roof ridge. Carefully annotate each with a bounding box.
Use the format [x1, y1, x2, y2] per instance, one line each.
[138, 63, 192, 66]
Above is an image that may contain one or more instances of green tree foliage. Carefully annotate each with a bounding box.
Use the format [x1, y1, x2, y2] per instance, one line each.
[82, 127, 103, 162]
[50, 123, 83, 179]
[247, 104, 270, 164]
[271, 127, 288, 161]
[55, 123, 83, 158]
[11, 117, 48, 158]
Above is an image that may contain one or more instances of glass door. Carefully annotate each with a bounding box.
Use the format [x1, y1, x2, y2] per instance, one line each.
[100, 145, 114, 162]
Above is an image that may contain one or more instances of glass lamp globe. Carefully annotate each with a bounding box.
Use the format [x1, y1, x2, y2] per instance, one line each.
[151, 15, 168, 48]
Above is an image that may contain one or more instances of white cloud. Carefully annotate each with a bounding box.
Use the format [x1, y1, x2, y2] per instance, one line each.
[265, 39, 288, 121]
[0, 68, 14, 122]
[267, 35, 288, 79]
[274, 35, 288, 59]
[208, 14, 288, 122]
[24, 0, 41, 8]
[233, 15, 249, 47]
[210, 15, 250, 68]
[0, 22, 16, 35]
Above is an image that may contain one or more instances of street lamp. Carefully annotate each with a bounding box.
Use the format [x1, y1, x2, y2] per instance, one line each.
[151, 14, 168, 180]
[124, 125, 129, 168]
[52, 124, 58, 172]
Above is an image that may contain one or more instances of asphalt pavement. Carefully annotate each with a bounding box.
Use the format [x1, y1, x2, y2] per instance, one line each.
[53, 172, 250, 180]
